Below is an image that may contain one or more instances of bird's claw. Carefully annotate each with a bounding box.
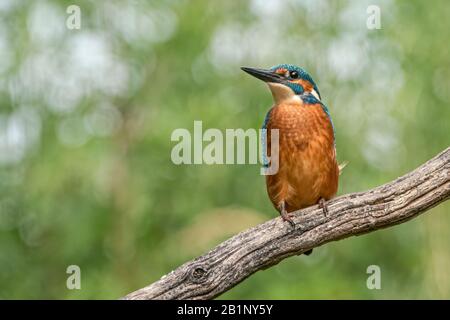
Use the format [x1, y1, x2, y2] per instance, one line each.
[318, 198, 328, 217]
[279, 201, 295, 227]
[281, 211, 295, 228]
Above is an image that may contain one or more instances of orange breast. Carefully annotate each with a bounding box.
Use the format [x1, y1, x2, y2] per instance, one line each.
[265, 100, 338, 212]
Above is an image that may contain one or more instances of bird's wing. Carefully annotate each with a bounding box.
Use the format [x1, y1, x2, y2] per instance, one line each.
[261, 108, 274, 168]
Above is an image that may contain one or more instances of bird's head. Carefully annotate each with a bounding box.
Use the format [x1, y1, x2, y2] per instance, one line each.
[241, 64, 321, 103]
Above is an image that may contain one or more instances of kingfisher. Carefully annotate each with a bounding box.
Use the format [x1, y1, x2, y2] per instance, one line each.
[242, 64, 340, 229]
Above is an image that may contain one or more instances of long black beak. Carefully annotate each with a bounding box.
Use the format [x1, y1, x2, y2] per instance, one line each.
[241, 67, 284, 84]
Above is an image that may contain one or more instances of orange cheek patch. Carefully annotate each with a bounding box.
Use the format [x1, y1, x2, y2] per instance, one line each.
[275, 68, 288, 76]
[293, 79, 313, 92]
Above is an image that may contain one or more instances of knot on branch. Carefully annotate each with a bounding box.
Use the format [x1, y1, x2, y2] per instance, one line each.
[188, 265, 208, 284]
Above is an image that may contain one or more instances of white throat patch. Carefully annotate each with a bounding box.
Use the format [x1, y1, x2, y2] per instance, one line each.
[267, 83, 321, 103]
[311, 89, 320, 101]
[267, 83, 300, 103]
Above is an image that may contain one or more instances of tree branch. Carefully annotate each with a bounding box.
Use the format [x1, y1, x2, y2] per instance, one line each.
[123, 147, 450, 300]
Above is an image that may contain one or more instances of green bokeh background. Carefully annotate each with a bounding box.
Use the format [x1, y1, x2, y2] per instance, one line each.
[0, 0, 449, 299]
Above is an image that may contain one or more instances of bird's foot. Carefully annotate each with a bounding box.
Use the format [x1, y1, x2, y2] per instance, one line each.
[278, 201, 295, 228]
[318, 198, 329, 217]
[281, 211, 295, 228]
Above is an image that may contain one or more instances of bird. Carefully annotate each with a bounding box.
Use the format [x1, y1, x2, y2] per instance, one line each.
[242, 64, 341, 234]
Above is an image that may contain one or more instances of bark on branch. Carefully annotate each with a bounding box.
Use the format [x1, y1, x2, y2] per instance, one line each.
[123, 147, 450, 300]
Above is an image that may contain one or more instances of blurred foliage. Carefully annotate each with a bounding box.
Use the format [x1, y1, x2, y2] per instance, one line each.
[0, 0, 449, 299]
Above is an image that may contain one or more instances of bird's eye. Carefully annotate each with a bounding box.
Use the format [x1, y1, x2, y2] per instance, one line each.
[290, 71, 299, 79]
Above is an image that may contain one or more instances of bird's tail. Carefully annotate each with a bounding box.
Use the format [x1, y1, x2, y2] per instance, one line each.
[338, 161, 349, 175]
